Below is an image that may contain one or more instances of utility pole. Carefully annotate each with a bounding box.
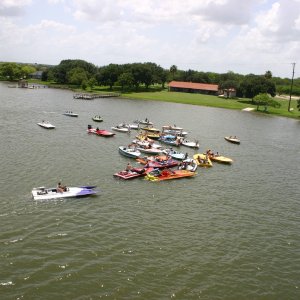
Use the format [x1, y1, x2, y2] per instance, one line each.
[288, 62, 296, 112]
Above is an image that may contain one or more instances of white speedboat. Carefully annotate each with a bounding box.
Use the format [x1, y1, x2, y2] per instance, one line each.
[63, 111, 78, 117]
[112, 124, 130, 133]
[128, 123, 139, 130]
[162, 148, 187, 160]
[135, 118, 153, 126]
[32, 186, 98, 200]
[224, 136, 240, 144]
[92, 116, 103, 122]
[37, 121, 55, 129]
[132, 139, 162, 149]
[118, 146, 141, 158]
[136, 146, 162, 155]
[161, 125, 188, 137]
[178, 158, 198, 172]
[181, 140, 200, 149]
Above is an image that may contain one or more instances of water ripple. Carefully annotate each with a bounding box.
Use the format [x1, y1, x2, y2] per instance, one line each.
[0, 83, 300, 299]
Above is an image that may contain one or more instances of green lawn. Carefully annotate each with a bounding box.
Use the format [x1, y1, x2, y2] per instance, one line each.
[121, 90, 299, 119]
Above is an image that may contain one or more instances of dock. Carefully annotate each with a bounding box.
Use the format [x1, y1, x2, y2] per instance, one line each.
[73, 93, 120, 100]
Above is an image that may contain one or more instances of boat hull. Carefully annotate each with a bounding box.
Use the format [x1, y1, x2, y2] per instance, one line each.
[179, 159, 198, 172]
[224, 137, 240, 144]
[32, 186, 98, 200]
[118, 146, 141, 158]
[112, 127, 130, 133]
[92, 117, 103, 122]
[37, 122, 55, 129]
[209, 155, 233, 164]
[96, 130, 115, 137]
[162, 149, 186, 160]
[137, 147, 162, 155]
[193, 154, 213, 167]
[181, 141, 199, 149]
[113, 168, 150, 180]
[63, 113, 78, 117]
[145, 169, 195, 181]
[137, 156, 179, 168]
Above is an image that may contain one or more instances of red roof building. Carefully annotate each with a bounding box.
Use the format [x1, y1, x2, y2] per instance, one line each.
[168, 81, 219, 95]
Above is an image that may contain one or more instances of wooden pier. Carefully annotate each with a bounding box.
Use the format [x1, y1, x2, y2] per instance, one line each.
[73, 93, 120, 100]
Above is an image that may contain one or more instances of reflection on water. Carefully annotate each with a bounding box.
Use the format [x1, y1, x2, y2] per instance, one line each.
[0, 82, 299, 299]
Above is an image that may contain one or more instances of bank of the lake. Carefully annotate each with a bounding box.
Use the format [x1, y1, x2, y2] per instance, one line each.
[121, 89, 299, 119]
[7, 80, 300, 120]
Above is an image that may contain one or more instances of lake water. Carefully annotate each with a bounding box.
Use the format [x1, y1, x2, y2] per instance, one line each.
[0, 82, 299, 299]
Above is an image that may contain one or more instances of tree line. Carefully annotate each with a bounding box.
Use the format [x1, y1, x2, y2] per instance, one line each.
[1, 60, 300, 100]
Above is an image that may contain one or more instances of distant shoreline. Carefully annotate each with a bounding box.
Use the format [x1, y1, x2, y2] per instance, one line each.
[2, 80, 299, 120]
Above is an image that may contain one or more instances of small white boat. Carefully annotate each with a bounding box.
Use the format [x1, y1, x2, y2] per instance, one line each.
[181, 140, 199, 149]
[37, 121, 55, 129]
[135, 118, 153, 126]
[92, 116, 103, 122]
[136, 146, 162, 155]
[118, 146, 141, 158]
[178, 158, 198, 172]
[132, 139, 162, 149]
[162, 148, 187, 160]
[32, 186, 98, 200]
[112, 124, 130, 133]
[224, 136, 240, 144]
[162, 129, 188, 137]
[128, 123, 139, 130]
[162, 125, 183, 131]
[159, 135, 181, 147]
[161, 125, 188, 137]
[63, 111, 78, 117]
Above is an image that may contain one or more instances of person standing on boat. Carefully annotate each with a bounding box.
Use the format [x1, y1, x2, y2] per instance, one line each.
[125, 163, 133, 171]
[57, 182, 66, 193]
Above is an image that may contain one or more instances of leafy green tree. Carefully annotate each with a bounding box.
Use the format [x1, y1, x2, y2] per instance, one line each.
[182, 69, 195, 82]
[219, 80, 239, 98]
[52, 59, 97, 84]
[117, 72, 134, 90]
[67, 67, 88, 85]
[170, 65, 177, 80]
[161, 69, 168, 88]
[81, 80, 88, 90]
[264, 70, 272, 79]
[192, 71, 211, 83]
[0, 62, 22, 80]
[156, 68, 168, 88]
[140, 64, 153, 89]
[97, 64, 120, 89]
[88, 77, 97, 90]
[253, 93, 281, 112]
[144, 62, 165, 88]
[207, 72, 220, 84]
[21, 65, 36, 78]
[41, 70, 48, 81]
[130, 63, 143, 90]
[239, 74, 276, 99]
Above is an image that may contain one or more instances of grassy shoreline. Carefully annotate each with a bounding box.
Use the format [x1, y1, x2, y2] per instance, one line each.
[121, 90, 299, 119]
[18, 80, 300, 120]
